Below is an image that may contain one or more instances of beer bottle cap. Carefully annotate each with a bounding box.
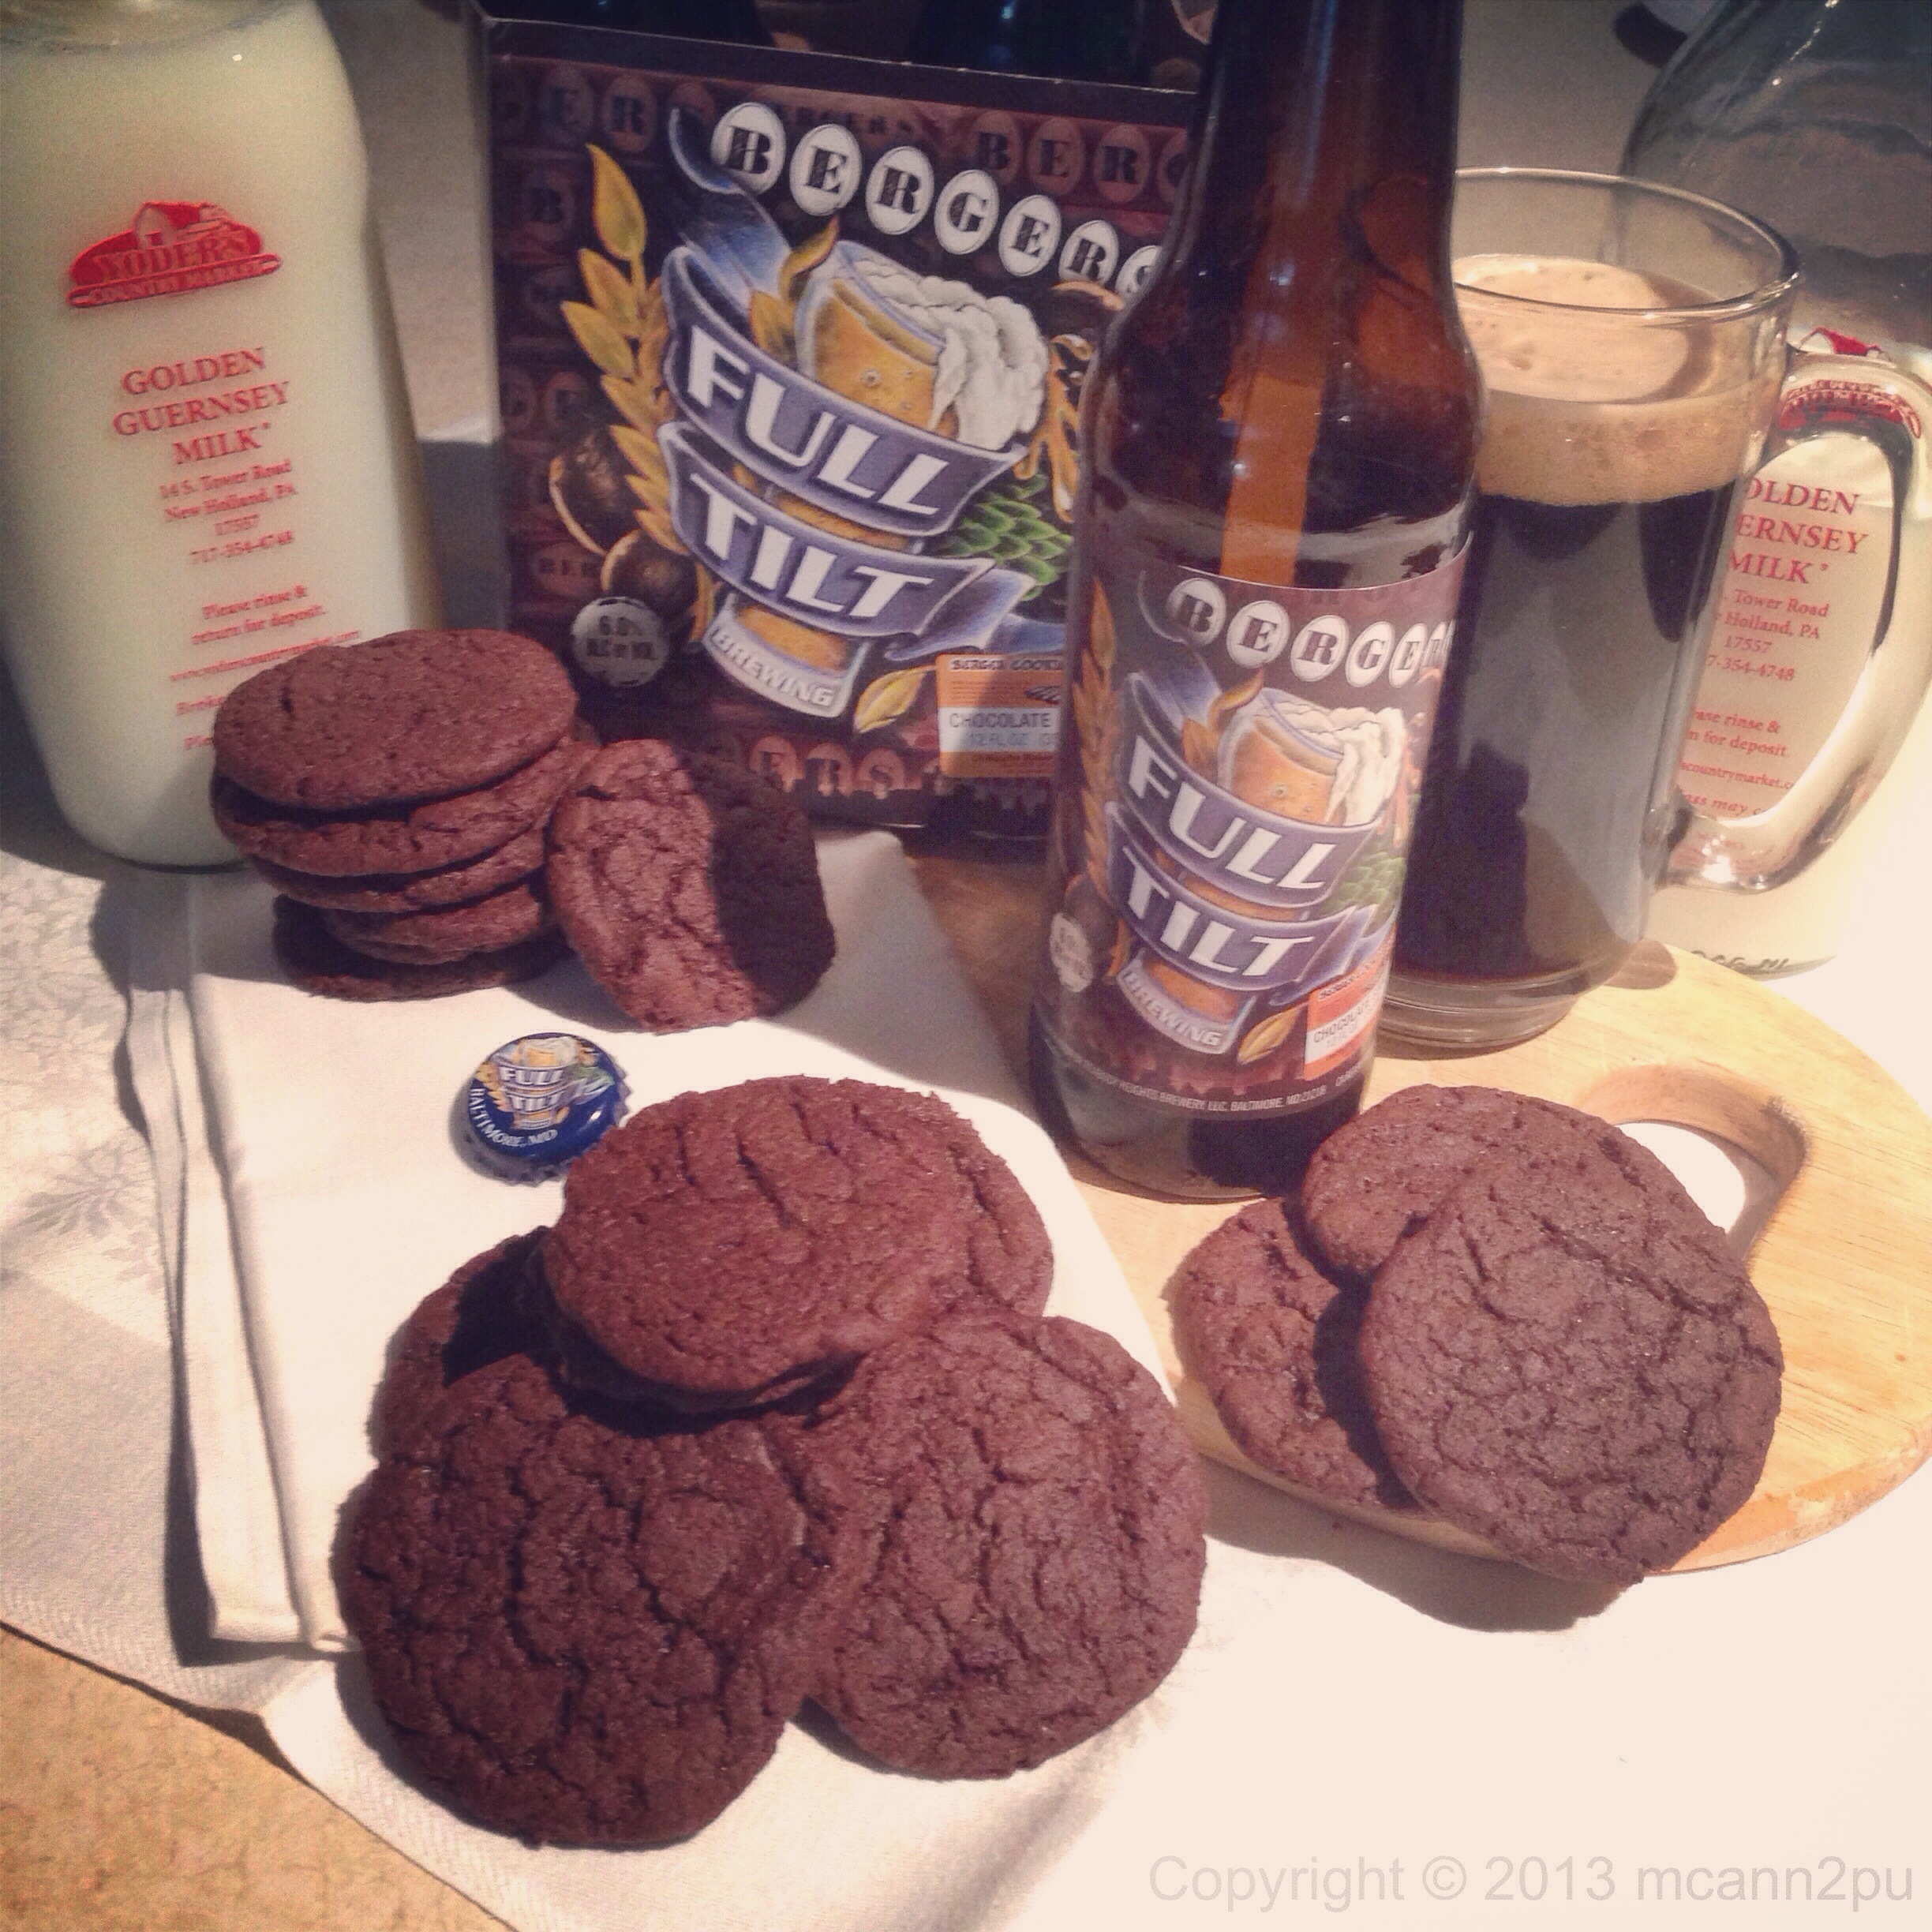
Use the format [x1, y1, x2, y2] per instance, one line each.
[459, 1033, 626, 1181]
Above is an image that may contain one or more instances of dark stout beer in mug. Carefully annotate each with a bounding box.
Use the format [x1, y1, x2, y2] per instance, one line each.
[1385, 173, 1801, 1047]
[1028, 0, 1480, 1199]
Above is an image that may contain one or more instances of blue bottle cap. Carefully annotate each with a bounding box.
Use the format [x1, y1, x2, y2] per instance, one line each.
[462, 1033, 626, 1181]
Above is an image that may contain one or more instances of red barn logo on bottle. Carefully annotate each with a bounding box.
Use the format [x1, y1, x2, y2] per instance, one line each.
[67, 201, 281, 309]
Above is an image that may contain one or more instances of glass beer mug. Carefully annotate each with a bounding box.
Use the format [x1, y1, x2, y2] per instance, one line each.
[1384, 170, 1932, 1048]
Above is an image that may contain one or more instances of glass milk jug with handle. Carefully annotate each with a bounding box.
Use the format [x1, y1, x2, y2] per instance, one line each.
[1623, 0, 1932, 972]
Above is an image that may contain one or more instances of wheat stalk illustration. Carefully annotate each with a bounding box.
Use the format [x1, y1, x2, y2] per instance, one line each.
[559, 146, 685, 560]
[1015, 335, 1091, 525]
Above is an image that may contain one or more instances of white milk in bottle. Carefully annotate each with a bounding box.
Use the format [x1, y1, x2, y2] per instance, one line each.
[0, 0, 438, 864]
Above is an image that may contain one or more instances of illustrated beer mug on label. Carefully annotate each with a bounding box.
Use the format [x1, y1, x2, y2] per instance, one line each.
[1383, 170, 1932, 1049]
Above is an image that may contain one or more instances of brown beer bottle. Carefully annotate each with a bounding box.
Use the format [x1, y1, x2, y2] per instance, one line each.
[1028, 0, 1480, 1199]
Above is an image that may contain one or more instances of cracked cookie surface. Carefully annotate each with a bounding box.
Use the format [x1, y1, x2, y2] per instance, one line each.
[213, 629, 578, 810]
[545, 739, 833, 1032]
[796, 1312, 1206, 1778]
[1170, 1198, 1411, 1511]
[343, 1259, 868, 1845]
[1301, 1084, 1620, 1279]
[217, 721, 596, 878]
[1358, 1134, 1783, 1584]
[545, 1076, 1053, 1405]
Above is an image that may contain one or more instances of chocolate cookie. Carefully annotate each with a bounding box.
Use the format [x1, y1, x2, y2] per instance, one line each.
[213, 629, 578, 810]
[322, 877, 553, 965]
[342, 1354, 867, 1846]
[248, 826, 548, 913]
[799, 1312, 1205, 1778]
[1301, 1084, 1620, 1278]
[1357, 1134, 1783, 1584]
[545, 1076, 1054, 1406]
[371, 1231, 549, 1461]
[215, 721, 597, 878]
[1169, 1200, 1410, 1511]
[271, 897, 567, 1002]
[545, 739, 833, 1032]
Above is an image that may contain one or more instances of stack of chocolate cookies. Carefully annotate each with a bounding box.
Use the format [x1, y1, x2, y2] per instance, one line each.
[341, 1076, 1207, 1846]
[1170, 1086, 1784, 1586]
[212, 630, 591, 999]
[211, 633, 838, 1027]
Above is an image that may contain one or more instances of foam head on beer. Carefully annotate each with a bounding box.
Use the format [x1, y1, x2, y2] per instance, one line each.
[1455, 255, 1779, 506]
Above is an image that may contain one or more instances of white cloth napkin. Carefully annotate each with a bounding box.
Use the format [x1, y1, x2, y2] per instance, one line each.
[1, 830, 311, 1717]
[177, 829, 1160, 1650]
[130, 826, 1222, 1932]
[15, 803, 1931, 1932]
[129, 889, 302, 1642]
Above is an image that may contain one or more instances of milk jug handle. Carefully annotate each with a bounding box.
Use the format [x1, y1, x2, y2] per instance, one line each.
[1668, 354, 1932, 894]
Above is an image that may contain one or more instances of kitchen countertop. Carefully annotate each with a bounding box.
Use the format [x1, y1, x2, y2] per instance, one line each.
[3, 7, 1927, 1931]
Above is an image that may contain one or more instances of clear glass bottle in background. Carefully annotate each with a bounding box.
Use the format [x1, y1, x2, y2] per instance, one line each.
[513, 0, 775, 44]
[1028, 0, 1479, 1200]
[758, 1, 920, 58]
[1135, 0, 1215, 92]
[906, 0, 1146, 85]
[1623, 0, 1932, 973]
[0, 0, 439, 867]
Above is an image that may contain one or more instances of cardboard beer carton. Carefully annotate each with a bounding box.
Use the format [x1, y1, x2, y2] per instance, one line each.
[477, 6, 1191, 833]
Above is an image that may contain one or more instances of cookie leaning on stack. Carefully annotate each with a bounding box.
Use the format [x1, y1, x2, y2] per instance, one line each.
[545, 739, 836, 1032]
[210, 632, 839, 1027]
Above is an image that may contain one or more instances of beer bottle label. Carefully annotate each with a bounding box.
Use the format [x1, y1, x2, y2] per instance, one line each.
[1036, 536, 1465, 1116]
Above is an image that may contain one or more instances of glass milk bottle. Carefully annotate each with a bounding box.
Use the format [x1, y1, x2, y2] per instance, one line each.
[1623, 0, 1932, 972]
[0, 0, 438, 866]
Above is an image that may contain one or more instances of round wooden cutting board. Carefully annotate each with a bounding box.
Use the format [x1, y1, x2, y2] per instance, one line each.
[1084, 945, 1932, 1572]
[912, 853, 1932, 1575]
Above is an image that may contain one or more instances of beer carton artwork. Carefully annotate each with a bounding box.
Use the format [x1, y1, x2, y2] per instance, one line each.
[1038, 556, 1461, 1105]
[483, 19, 1191, 829]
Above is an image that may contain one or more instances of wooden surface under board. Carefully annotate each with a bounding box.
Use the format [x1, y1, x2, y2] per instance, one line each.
[911, 848, 1932, 1573]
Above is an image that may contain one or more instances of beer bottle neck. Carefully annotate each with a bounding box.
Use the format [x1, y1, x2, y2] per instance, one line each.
[1149, 0, 1471, 577]
[1170, 0, 1462, 292]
